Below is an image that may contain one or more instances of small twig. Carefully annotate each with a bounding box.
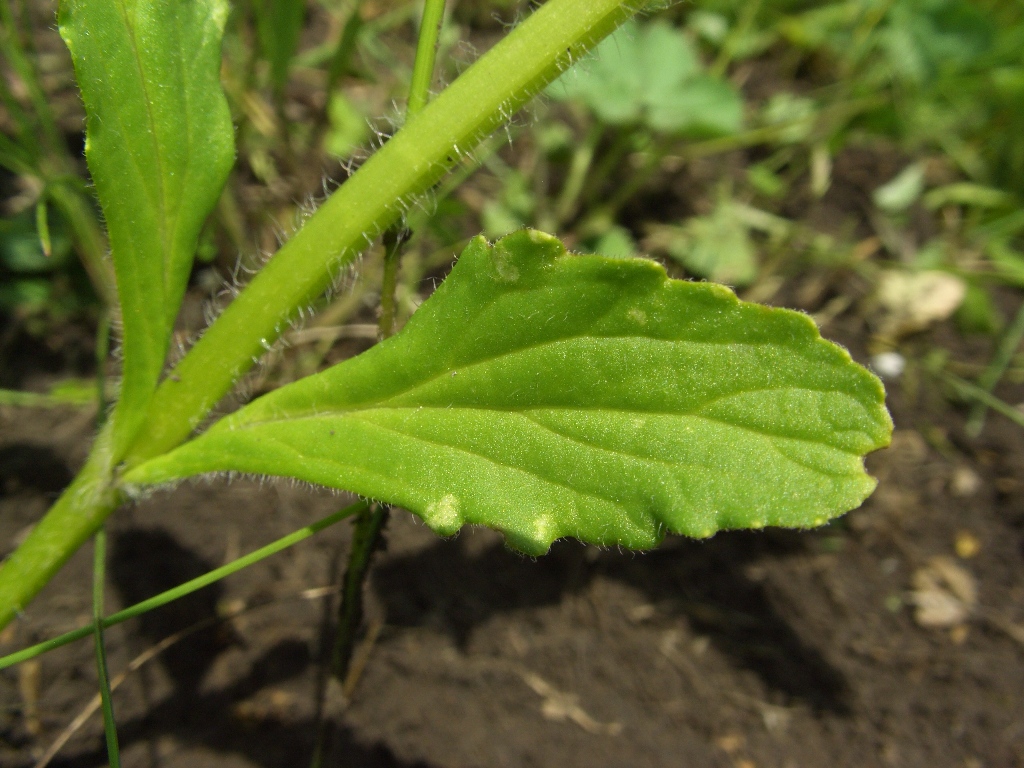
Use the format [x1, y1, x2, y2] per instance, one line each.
[286, 324, 380, 344]
[342, 617, 383, 699]
[377, 227, 411, 340]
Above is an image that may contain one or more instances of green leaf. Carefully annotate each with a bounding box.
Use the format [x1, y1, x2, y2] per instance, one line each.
[325, 92, 369, 160]
[650, 198, 759, 287]
[873, 163, 926, 213]
[126, 231, 892, 555]
[59, 0, 235, 452]
[550, 20, 742, 138]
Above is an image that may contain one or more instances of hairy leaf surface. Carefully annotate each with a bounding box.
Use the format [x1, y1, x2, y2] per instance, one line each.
[60, 0, 234, 451]
[126, 231, 892, 554]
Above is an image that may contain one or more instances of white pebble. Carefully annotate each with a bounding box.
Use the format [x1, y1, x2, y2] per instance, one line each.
[871, 351, 906, 380]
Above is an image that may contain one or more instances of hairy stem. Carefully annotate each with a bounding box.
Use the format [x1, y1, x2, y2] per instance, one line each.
[0, 421, 121, 629]
[333, 0, 447, 683]
[0, 0, 650, 629]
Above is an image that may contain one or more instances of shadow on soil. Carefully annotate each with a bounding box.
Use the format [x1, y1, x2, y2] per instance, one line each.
[46, 522, 848, 767]
[44, 527, 435, 768]
[373, 530, 850, 714]
[0, 444, 72, 498]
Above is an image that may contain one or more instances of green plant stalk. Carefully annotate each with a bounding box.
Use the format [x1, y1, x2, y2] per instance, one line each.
[0, 0, 650, 630]
[310, 0, 365, 148]
[332, 0, 446, 681]
[46, 180, 116, 306]
[0, 500, 369, 669]
[0, 133, 35, 175]
[710, 0, 761, 77]
[554, 121, 603, 225]
[374, 0, 442, 339]
[942, 370, 1024, 431]
[331, 503, 387, 680]
[0, 388, 95, 408]
[378, 0, 444, 340]
[326, 0, 365, 95]
[0, 421, 121, 628]
[377, 225, 409, 340]
[407, 0, 446, 118]
[0, 1, 64, 158]
[966, 300, 1024, 436]
[92, 529, 121, 768]
[35, 198, 51, 257]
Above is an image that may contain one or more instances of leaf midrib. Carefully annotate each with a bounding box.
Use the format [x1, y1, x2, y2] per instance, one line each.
[226, 333, 864, 434]
[113, 0, 172, 318]
[221, 398, 871, 459]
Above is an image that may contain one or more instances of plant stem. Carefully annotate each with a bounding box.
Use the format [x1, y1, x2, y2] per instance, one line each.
[407, 0, 446, 118]
[46, 180, 116, 307]
[310, 0, 366, 149]
[710, 0, 761, 78]
[554, 121, 603, 226]
[92, 529, 121, 768]
[966, 299, 1024, 436]
[377, 226, 409, 340]
[377, 0, 444, 340]
[941, 370, 1024, 431]
[331, 503, 388, 680]
[0, 1, 64, 159]
[0, 421, 120, 629]
[330, 0, 447, 685]
[0, 500, 369, 669]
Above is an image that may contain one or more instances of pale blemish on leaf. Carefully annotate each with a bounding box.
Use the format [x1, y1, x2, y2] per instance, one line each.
[424, 494, 462, 535]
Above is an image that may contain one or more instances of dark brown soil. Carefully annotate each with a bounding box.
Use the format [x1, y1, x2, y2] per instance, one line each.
[1, 320, 1023, 768]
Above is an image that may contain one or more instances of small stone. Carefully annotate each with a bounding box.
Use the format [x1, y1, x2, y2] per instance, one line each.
[628, 604, 656, 622]
[716, 734, 744, 754]
[871, 351, 906, 380]
[949, 466, 982, 498]
[910, 556, 977, 628]
[954, 531, 981, 559]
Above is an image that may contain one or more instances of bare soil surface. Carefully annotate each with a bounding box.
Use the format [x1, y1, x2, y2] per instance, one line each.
[1, 319, 1023, 768]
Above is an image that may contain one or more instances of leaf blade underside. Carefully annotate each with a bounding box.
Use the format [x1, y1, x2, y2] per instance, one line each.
[125, 231, 892, 554]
